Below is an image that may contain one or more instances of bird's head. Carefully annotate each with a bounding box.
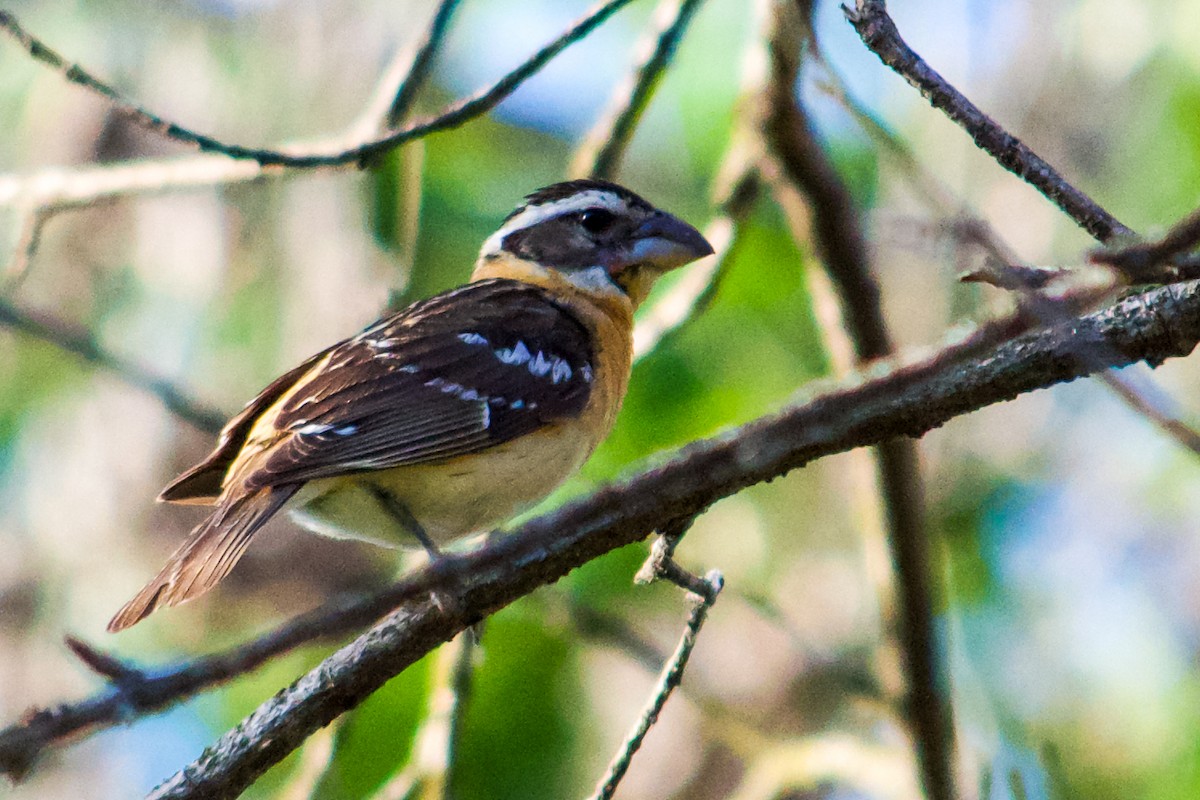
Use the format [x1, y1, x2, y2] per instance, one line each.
[475, 179, 714, 309]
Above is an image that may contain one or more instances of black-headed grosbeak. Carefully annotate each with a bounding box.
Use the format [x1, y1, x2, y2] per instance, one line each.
[108, 179, 713, 632]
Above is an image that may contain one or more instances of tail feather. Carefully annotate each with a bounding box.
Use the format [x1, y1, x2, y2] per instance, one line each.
[107, 486, 298, 632]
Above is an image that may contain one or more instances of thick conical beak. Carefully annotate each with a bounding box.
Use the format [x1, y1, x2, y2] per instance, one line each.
[622, 211, 714, 273]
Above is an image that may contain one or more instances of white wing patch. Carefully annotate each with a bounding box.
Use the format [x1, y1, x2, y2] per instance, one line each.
[495, 340, 532, 366]
[290, 421, 358, 436]
[493, 340, 577, 385]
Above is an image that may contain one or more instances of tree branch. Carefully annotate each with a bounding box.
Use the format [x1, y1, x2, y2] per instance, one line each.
[0, 1, 636, 169]
[833, 1, 1200, 458]
[843, 0, 1133, 244]
[0, 277, 1183, 794]
[761, 5, 952, 799]
[571, 0, 709, 180]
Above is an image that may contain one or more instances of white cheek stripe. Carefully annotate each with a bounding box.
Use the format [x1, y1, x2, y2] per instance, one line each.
[563, 264, 624, 297]
[481, 190, 628, 256]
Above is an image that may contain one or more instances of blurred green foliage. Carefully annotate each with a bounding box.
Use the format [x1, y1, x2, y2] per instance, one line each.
[7, 2, 1200, 799]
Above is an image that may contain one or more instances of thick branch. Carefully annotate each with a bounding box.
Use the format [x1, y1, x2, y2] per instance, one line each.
[4, 281, 1200, 790]
[844, 0, 1132, 244]
[132, 280, 1200, 798]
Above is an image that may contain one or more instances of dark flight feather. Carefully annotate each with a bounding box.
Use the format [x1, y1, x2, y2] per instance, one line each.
[107, 486, 299, 632]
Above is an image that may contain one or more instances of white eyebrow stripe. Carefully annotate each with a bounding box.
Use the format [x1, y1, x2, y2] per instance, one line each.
[481, 190, 628, 256]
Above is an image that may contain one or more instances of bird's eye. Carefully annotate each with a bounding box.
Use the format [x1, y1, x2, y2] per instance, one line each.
[579, 208, 616, 234]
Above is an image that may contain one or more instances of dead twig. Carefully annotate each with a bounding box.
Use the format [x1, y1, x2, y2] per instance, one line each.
[587, 568, 723, 800]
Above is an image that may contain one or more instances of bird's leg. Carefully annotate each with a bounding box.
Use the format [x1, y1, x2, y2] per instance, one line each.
[364, 484, 467, 618]
[365, 484, 444, 560]
[363, 484, 486, 642]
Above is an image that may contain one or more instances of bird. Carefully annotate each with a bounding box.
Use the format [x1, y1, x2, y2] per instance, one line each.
[107, 179, 713, 632]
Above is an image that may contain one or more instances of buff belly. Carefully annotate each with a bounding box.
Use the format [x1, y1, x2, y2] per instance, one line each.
[287, 424, 594, 548]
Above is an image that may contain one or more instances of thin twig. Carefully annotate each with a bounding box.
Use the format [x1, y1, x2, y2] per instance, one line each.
[368, 633, 476, 800]
[5, 281, 1200, 789]
[811, 65, 1021, 271]
[0, 2, 637, 168]
[632, 165, 760, 360]
[843, 0, 1133, 244]
[1091, 203, 1200, 284]
[383, 0, 464, 130]
[0, 297, 224, 434]
[571, 0, 709, 180]
[3, 207, 48, 289]
[624, 4, 768, 360]
[0, 0, 458, 213]
[761, 6, 952, 799]
[587, 570, 724, 800]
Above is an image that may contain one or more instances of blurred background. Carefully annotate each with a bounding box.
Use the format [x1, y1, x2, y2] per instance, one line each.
[3, 0, 1200, 798]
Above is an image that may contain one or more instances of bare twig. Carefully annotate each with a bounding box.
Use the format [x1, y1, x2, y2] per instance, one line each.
[0, 297, 224, 434]
[0, 0, 457, 214]
[565, 0, 743, 361]
[587, 569, 724, 800]
[625, 20, 767, 360]
[1091, 203, 1200, 284]
[0, 2, 637, 169]
[3, 207, 48, 288]
[382, 0, 464, 130]
[761, 6, 951, 799]
[0, 156, 276, 212]
[632, 164, 760, 360]
[571, 0, 709, 180]
[843, 0, 1133, 244]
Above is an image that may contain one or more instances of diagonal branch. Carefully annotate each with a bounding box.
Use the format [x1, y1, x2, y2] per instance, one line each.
[382, 0, 464, 130]
[571, 0, 709, 180]
[587, 569, 723, 800]
[844, 0, 1133, 244]
[0, 1, 636, 169]
[831, 2, 1200, 457]
[0, 278, 1193, 793]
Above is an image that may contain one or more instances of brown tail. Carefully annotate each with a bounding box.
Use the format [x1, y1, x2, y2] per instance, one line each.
[107, 486, 298, 632]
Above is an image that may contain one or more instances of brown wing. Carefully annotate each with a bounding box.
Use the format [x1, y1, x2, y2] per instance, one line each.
[243, 279, 596, 488]
[107, 485, 299, 632]
[159, 348, 334, 504]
